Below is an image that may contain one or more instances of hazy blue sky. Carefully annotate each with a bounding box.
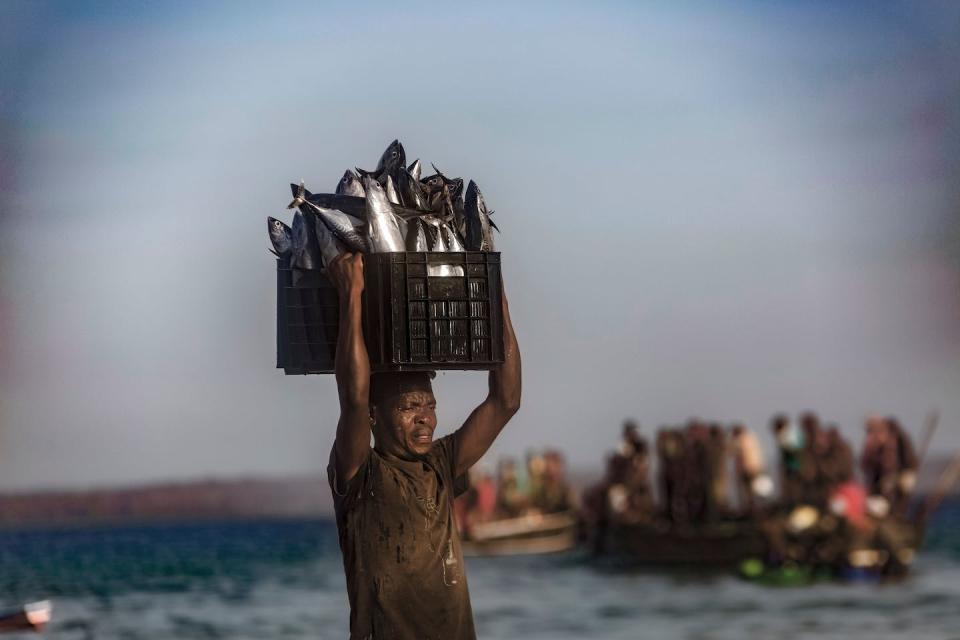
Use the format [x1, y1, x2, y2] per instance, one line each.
[1, 1, 958, 490]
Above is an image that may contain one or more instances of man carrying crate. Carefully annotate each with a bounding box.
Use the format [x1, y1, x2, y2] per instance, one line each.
[326, 252, 521, 640]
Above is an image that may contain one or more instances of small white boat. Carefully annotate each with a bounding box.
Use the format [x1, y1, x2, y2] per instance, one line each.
[461, 511, 578, 557]
[0, 600, 51, 634]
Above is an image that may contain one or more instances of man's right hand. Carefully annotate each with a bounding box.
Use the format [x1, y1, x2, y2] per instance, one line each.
[327, 252, 365, 299]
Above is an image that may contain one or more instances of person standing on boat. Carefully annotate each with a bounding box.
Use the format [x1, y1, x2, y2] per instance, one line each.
[705, 424, 729, 521]
[730, 424, 766, 515]
[861, 414, 899, 503]
[325, 253, 521, 640]
[798, 412, 824, 507]
[770, 414, 803, 508]
[886, 416, 918, 515]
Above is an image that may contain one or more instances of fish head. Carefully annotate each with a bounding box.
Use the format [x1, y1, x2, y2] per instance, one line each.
[430, 163, 462, 190]
[268, 216, 288, 237]
[449, 177, 464, 200]
[466, 180, 487, 213]
[363, 174, 386, 199]
[420, 173, 445, 194]
[336, 170, 362, 195]
[375, 139, 406, 175]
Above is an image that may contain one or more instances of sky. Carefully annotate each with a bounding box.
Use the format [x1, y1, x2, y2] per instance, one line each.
[1, 0, 958, 490]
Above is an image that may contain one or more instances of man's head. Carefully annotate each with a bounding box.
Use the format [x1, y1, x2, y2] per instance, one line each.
[799, 411, 820, 436]
[369, 372, 437, 459]
[865, 413, 889, 444]
[770, 413, 789, 434]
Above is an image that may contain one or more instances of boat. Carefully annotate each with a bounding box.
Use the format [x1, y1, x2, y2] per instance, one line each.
[0, 601, 51, 634]
[594, 519, 767, 566]
[460, 511, 578, 557]
[593, 510, 928, 575]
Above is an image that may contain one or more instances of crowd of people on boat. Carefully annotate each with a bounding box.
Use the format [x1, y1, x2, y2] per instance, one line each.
[580, 412, 924, 575]
[454, 449, 576, 536]
[582, 412, 919, 524]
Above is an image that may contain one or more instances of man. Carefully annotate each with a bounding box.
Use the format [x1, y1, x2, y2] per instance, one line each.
[541, 449, 575, 514]
[495, 458, 525, 518]
[705, 423, 729, 521]
[730, 423, 765, 515]
[770, 413, 802, 508]
[684, 420, 709, 523]
[886, 416, 919, 515]
[798, 411, 823, 507]
[861, 414, 898, 501]
[822, 425, 854, 487]
[326, 252, 521, 640]
[656, 428, 688, 525]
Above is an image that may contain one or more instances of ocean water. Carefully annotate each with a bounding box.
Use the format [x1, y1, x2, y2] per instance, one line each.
[0, 503, 958, 640]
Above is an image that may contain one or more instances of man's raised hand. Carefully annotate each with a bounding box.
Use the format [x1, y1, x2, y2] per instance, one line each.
[327, 252, 365, 299]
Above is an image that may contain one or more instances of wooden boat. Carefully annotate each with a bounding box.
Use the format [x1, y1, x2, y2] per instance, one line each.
[596, 513, 928, 579]
[460, 511, 578, 557]
[595, 520, 767, 566]
[0, 601, 51, 634]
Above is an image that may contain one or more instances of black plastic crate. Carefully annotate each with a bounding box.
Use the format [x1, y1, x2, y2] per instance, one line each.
[277, 252, 504, 374]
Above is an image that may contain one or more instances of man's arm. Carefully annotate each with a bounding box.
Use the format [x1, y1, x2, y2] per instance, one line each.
[328, 253, 372, 488]
[453, 286, 521, 477]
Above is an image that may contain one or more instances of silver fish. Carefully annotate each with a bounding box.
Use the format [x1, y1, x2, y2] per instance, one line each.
[315, 215, 347, 267]
[267, 216, 293, 258]
[464, 180, 496, 252]
[385, 174, 401, 205]
[443, 223, 466, 252]
[398, 168, 427, 210]
[356, 139, 406, 181]
[407, 158, 421, 182]
[430, 164, 464, 200]
[313, 206, 369, 254]
[395, 213, 408, 245]
[363, 175, 405, 253]
[291, 211, 322, 270]
[407, 218, 429, 252]
[377, 139, 405, 176]
[429, 219, 448, 252]
[335, 170, 365, 197]
[422, 216, 463, 276]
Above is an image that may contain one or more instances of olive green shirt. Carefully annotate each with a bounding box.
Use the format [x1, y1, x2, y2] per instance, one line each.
[328, 433, 475, 639]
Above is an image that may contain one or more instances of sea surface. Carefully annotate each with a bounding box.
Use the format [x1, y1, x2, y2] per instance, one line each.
[0, 502, 958, 640]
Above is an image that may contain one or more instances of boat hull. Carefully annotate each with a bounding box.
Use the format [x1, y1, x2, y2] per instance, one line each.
[461, 511, 578, 557]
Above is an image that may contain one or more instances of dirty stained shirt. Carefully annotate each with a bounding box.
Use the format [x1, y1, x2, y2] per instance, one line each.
[328, 433, 475, 640]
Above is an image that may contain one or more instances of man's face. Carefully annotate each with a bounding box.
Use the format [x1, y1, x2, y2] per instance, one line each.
[376, 390, 438, 458]
[865, 415, 888, 444]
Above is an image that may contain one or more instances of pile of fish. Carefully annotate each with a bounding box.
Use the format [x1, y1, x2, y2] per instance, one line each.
[267, 140, 498, 275]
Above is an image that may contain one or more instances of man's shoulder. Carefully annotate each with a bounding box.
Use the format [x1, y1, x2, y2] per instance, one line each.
[426, 432, 460, 465]
[327, 445, 375, 507]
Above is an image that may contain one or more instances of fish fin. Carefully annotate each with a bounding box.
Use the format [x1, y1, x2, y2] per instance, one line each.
[287, 181, 306, 209]
[430, 163, 450, 181]
[489, 219, 500, 232]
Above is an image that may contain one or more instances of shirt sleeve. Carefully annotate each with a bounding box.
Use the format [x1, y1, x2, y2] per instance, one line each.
[327, 446, 371, 514]
[432, 432, 470, 498]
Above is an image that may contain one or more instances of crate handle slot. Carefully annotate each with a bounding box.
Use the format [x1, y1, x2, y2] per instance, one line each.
[426, 264, 466, 277]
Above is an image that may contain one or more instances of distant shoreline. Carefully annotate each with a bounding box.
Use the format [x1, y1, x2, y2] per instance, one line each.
[0, 455, 956, 531]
